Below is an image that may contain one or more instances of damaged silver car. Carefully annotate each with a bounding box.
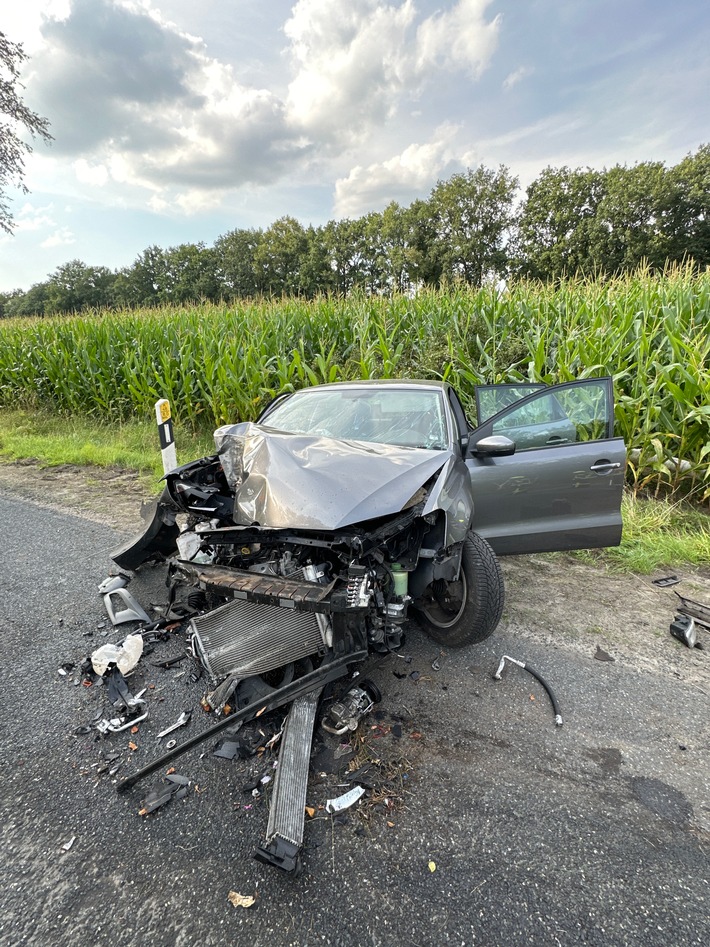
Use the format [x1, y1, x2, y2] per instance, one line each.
[113, 378, 625, 666]
[112, 377, 625, 870]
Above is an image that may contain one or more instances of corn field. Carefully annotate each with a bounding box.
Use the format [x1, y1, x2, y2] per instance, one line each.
[1, 267, 709, 500]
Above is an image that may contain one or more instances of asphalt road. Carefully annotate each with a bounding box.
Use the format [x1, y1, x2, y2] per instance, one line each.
[0, 491, 708, 947]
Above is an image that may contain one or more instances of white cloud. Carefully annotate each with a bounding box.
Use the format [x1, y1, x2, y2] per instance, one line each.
[285, 0, 500, 144]
[334, 125, 460, 217]
[73, 159, 109, 186]
[13, 202, 58, 233]
[284, 0, 417, 140]
[502, 66, 532, 90]
[40, 227, 75, 248]
[416, 0, 500, 77]
[19, 0, 503, 221]
[28, 0, 309, 207]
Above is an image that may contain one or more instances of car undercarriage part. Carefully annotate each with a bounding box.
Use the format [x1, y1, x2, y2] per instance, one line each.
[493, 655, 563, 727]
[321, 679, 381, 735]
[254, 687, 323, 873]
[116, 650, 367, 792]
[98, 575, 152, 626]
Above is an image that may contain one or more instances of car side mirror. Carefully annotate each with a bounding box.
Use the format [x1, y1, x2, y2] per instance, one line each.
[469, 434, 516, 457]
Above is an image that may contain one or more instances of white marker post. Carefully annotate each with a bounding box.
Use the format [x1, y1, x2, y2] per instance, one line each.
[155, 399, 177, 474]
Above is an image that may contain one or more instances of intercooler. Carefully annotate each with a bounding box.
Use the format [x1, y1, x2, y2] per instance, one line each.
[190, 597, 325, 682]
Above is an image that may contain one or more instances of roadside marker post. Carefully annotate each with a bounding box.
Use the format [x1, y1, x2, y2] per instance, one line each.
[155, 399, 177, 474]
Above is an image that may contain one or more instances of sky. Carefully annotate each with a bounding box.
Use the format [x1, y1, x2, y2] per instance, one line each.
[1, 0, 708, 293]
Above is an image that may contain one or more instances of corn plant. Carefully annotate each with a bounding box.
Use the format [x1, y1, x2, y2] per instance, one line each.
[0, 268, 708, 499]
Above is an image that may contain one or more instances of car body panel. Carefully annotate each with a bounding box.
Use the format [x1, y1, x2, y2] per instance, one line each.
[466, 378, 625, 554]
[214, 421, 450, 531]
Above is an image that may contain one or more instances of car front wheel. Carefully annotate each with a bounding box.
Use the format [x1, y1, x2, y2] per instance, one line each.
[414, 531, 504, 647]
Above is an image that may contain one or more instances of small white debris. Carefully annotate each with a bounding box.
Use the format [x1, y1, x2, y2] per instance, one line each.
[325, 785, 365, 814]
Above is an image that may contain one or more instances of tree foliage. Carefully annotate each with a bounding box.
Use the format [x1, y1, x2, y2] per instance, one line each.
[0, 31, 52, 234]
[3, 146, 709, 316]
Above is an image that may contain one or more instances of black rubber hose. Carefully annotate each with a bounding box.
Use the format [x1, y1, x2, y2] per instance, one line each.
[493, 655, 563, 727]
[521, 664, 563, 726]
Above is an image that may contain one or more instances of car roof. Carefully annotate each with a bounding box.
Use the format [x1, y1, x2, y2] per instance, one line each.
[290, 379, 449, 393]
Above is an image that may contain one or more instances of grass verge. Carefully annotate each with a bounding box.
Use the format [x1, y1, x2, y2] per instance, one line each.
[0, 409, 214, 487]
[575, 494, 710, 574]
[0, 409, 707, 574]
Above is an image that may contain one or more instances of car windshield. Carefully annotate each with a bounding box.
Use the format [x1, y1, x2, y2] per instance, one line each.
[262, 387, 448, 450]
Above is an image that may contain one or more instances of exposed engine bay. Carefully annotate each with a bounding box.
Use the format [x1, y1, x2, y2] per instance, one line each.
[111, 422, 476, 696]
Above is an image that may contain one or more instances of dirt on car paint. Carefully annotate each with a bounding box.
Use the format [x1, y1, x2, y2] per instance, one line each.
[2, 458, 708, 689]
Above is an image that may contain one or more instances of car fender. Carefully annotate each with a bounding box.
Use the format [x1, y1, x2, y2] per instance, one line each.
[422, 454, 474, 546]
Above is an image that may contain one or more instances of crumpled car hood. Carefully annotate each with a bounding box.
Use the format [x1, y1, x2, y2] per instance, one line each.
[214, 422, 450, 530]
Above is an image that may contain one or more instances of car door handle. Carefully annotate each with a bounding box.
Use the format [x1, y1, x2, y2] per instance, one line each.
[546, 435, 569, 444]
[590, 461, 622, 472]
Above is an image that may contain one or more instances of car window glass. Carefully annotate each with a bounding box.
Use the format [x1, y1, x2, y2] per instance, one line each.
[262, 389, 448, 450]
[476, 384, 545, 424]
[490, 381, 611, 450]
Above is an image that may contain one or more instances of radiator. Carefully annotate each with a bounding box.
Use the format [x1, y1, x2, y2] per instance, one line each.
[191, 597, 324, 682]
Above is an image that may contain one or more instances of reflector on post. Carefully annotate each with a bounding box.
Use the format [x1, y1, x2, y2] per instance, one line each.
[155, 399, 177, 474]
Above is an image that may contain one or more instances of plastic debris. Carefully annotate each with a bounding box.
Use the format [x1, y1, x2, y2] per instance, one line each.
[594, 646, 615, 663]
[428, 861, 436, 872]
[652, 575, 680, 587]
[670, 614, 700, 649]
[91, 634, 144, 676]
[139, 773, 192, 815]
[325, 785, 365, 814]
[227, 891, 256, 909]
[61, 836, 76, 852]
[674, 592, 710, 630]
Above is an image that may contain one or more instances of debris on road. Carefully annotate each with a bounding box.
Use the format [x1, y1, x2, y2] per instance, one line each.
[674, 592, 710, 631]
[321, 679, 380, 735]
[91, 633, 143, 676]
[139, 773, 193, 815]
[652, 575, 681, 587]
[325, 785, 366, 814]
[669, 614, 701, 649]
[98, 574, 151, 625]
[227, 891, 256, 909]
[493, 654, 563, 727]
[157, 710, 191, 739]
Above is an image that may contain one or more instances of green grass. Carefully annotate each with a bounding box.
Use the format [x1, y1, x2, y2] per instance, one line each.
[0, 409, 214, 486]
[575, 494, 710, 573]
[1, 409, 707, 574]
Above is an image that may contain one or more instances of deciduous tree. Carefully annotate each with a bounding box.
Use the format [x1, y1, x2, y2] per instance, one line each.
[0, 31, 52, 233]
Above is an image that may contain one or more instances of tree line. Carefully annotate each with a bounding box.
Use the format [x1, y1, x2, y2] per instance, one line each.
[2, 145, 708, 317]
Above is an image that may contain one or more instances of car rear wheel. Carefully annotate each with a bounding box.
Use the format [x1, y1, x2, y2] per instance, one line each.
[414, 531, 504, 647]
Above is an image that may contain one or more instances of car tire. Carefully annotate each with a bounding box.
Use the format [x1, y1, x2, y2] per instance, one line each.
[414, 531, 504, 647]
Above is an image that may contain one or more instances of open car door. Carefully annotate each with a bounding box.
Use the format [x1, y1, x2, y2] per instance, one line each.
[465, 378, 625, 555]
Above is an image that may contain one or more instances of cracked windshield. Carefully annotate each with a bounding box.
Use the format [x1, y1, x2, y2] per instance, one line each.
[263, 388, 448, 450]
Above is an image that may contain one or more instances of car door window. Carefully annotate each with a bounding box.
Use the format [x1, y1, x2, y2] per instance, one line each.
[487, 380, 613, 450]
[475, 384, 545, 425]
